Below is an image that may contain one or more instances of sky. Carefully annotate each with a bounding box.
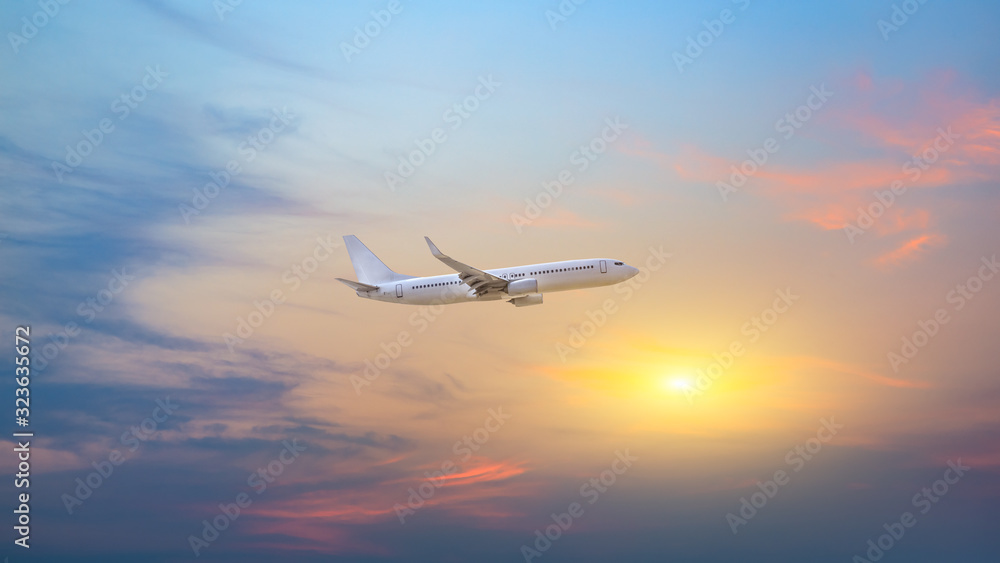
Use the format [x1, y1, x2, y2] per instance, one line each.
[1, 0, 999, 561]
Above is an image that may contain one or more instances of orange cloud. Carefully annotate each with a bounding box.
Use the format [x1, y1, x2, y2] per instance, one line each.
[433, 459, 525, 486]
[525, 207, 604, 230]
[635, 69, 1000, 266]
[873, 232, 947, 268]
[251, 457, 529, 528]
[666, 144, 731, 183]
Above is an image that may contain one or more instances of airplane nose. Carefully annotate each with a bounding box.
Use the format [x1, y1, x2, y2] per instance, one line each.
[627, 265, 639, 279]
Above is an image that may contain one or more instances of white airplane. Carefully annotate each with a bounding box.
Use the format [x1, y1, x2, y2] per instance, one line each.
[336, 235, 640, 307]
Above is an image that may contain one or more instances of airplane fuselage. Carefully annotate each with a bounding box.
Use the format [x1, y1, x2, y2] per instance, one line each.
[356, 258, 637, 305]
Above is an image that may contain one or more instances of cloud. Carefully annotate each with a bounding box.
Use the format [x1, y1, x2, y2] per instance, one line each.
[262, 457, 526, 517]
[136, 0, 339, 82]
[501, 206, 604, 231]
[636, 70, 1000, 267]
[873, 232, 948, 268]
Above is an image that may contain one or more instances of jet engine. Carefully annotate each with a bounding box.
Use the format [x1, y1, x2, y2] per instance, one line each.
[508, 294, 543, 307]
[506, 278, 538, 296]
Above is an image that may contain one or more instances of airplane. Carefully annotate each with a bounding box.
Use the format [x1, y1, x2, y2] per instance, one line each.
[336, 235, 640, 306]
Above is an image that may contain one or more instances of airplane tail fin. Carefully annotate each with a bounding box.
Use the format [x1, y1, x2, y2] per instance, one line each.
[342, 235, 413, 285]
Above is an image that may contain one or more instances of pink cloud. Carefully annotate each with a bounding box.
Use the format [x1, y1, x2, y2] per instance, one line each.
[252, 457, 529, 528]
[509, 207, 605, 231]
[636, 69, 1000, 266]
[873, 232, 948, 268]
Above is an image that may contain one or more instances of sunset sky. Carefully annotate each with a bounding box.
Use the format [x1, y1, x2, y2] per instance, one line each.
[1, 1, 999, 561]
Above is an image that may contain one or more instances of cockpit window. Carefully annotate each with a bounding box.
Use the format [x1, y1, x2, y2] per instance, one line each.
[614, 262, 623, 265]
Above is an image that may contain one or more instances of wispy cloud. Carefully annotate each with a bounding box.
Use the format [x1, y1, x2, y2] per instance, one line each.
[633, 70, 1000, 268]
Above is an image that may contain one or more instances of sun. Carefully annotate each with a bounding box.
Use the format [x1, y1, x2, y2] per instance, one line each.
[660, 374, 694, 393]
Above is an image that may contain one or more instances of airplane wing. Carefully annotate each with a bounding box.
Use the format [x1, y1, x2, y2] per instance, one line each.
[424, 237, 508, 297]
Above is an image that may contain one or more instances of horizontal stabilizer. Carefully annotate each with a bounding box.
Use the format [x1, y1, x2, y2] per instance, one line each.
[336, 278, 378, 292]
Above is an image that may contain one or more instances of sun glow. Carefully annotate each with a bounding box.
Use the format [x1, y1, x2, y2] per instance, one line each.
[661, 375, 694, 392]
